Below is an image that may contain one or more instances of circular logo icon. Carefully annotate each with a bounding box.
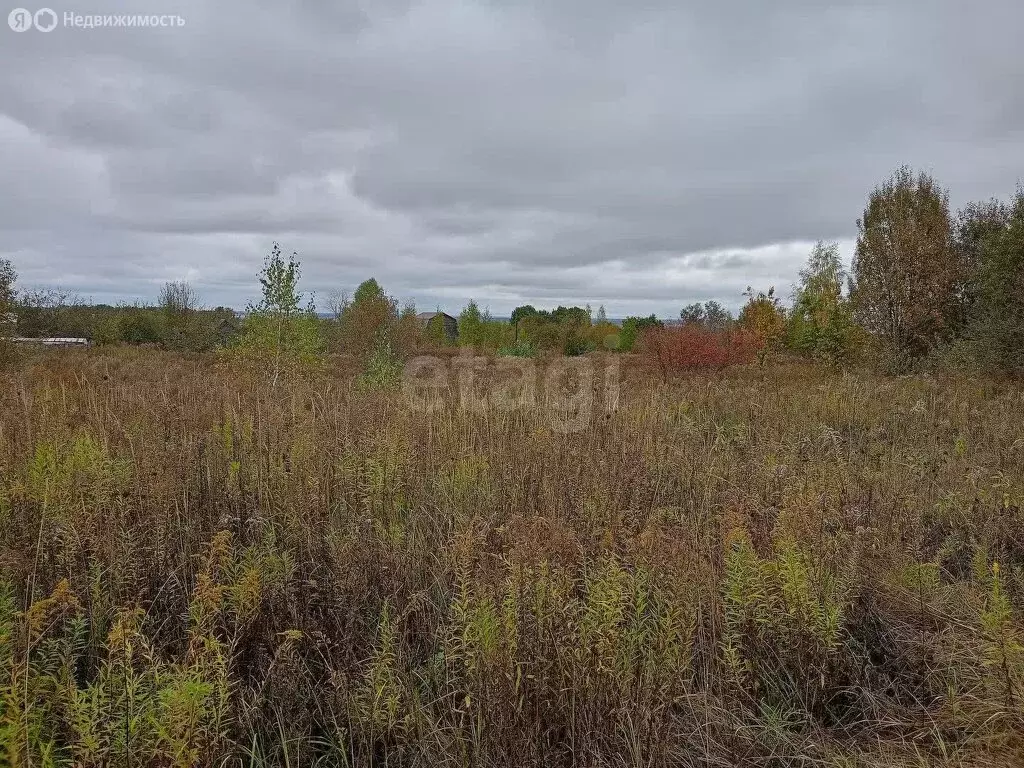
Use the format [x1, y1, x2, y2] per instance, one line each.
[8, 7, 33, 31]
[34, 7, 57, 31]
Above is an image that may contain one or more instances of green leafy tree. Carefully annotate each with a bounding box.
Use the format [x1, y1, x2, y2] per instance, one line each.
[458, 300, 485, 348]
[238, 243, 325, 385]
[119, 304, 163, 344]
[545, 306, 593, 355]
[92, 312, 122, 346]
[519, 313, 559, 351]
[680, 301, 733, 331]
[11, 288, 68, 338]
[619, 314, 662, 352]
[337, 278, 398, 357]
[788, 241, 856, 363]
[0, 258, 16, 335]
[483, 316, 512, 351]
[957, 191, 1024, 374]
[955, 200, 1006, 324]
[679, 303, 705, 327]
[458, 301, 511, 351]
[851, 166, 961, 368]
[536, 305, 593, 356]
[0, 259, 17, 364]
[549, 306, 590, 326]
[353, 278, 385, 305]
[510, 305, 538, 326]
[158, 281, 201, 351]
[739, 287, 786, 364]
[704, 301, 732, 331]
[393, 301, 424, 356]
[510, 304, 538, 343]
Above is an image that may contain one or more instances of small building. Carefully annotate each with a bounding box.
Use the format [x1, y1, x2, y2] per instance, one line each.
[12, 337, 91, 347]
[416, 312, 458, 342]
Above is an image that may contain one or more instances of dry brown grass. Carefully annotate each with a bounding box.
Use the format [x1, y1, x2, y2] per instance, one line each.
[0, 347, 1022, 766]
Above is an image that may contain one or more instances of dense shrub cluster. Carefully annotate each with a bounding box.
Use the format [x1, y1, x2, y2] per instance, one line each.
[637, 324, 762, 378]
[11, 294, 239, 351]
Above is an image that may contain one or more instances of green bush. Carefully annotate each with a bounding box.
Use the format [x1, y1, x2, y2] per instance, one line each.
[235, 244, 325, 384]
[562, 335, 595, 356]
[496, 339, 536, 358]
[618, 315, 662, 352]
[359, 339, 404, 390]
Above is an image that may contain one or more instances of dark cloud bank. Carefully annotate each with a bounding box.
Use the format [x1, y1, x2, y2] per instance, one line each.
[3, 0, 1023, 315]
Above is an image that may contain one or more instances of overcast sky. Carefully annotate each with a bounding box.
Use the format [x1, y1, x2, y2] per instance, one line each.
[3, 1, 1023, 316]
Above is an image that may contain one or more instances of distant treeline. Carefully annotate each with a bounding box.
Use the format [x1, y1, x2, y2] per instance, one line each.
[1, 166, 1021, 376]
[8, 287, 240, 351]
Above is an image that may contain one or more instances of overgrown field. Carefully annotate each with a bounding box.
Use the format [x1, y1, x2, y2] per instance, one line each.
[1, 349, 1023, 766]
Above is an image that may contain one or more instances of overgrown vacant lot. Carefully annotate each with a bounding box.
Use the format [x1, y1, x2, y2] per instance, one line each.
[1, 349, 1022, 767]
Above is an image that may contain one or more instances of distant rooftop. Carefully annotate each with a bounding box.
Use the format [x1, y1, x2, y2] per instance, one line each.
[11, 338, 91, 346]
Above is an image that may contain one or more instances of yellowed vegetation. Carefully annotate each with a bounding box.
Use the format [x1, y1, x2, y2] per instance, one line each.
[0, 348, 1022, 766]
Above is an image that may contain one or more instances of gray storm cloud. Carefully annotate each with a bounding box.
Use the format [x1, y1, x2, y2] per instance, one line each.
[2, 0, 1023, 315]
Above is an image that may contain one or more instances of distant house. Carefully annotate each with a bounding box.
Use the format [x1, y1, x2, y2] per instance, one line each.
[416, 312, 458, 342]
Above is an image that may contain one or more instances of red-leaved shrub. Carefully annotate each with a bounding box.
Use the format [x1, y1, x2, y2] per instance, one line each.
[638, 325, 762, 380]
